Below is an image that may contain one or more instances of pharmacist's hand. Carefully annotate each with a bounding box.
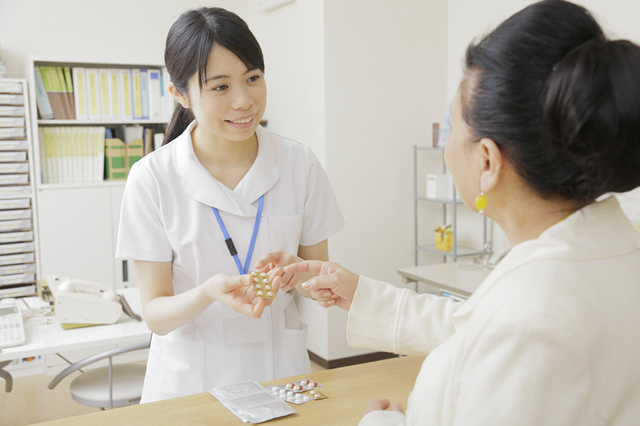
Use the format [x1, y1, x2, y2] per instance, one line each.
[283, 261, 358, 310]
[363, 399, 405, 417]
[204, 273, 279, 319]
[255, 251, 304, 292]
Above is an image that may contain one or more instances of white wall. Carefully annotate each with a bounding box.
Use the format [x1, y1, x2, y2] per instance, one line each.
[249, 0, 449, 361]
[0, 0, 248, 77]
[247, 0, 326, 164]
[323, 0, 448, 359]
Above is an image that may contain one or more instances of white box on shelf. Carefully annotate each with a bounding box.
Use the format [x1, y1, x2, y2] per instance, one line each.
[426, 174, 450, 199]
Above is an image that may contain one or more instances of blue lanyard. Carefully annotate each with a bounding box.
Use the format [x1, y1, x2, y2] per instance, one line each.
[211, 195, 264, 275]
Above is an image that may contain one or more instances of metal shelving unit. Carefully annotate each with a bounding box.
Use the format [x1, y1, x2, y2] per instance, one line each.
[413, 145, 486, 266]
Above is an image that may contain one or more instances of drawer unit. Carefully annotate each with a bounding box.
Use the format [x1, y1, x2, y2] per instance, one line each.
[0, 263, 36, 275]
[0, 186, 31, 197]
[0, 140, 28, 150]
[0, 94, 24, 105]
[0, 231, 33, 244]
[0, 242, 35, 255]
[0, 253, 35, 266]
[0, 209, 32, 221]
[0, 273, 35, 286]
[0, 127, 26, 139]
[0, 78, 37, 299]
[0, 198, 30, 210]
[0, 106, 25, 116]
[0, 163, 29, 174]
[0, 117, 25, 127]
[0, 174, 29, 185]
[0, 219, 32, 232]
[0, 81, 23, 94]
[0, 151, 27, 162]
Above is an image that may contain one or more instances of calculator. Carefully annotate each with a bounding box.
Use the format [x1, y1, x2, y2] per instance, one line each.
[0, 304, 26, 348]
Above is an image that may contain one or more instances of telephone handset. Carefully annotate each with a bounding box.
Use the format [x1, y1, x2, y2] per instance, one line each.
[57, 279, 119, 302]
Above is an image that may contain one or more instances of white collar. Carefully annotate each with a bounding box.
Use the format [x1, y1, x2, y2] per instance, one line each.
[174, 121, 279, 216]
[451, 196, 640, 327]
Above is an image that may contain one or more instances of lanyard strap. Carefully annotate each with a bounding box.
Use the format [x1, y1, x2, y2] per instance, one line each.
[212, 194, 264, 275]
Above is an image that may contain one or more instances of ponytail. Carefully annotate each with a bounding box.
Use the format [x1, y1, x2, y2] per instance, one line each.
[163, 104, 195, 146]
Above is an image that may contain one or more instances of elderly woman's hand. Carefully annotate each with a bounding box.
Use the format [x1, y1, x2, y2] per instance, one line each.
[283, 260, 359, 310]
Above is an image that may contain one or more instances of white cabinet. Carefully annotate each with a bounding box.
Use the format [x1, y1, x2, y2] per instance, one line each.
[37, 186, 114, 285]
[35, 183, 137, 289]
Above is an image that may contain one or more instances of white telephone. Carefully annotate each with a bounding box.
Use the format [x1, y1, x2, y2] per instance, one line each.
[47, 276, 141, 329]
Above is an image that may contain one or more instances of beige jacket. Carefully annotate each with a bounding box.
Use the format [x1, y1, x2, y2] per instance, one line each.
[350, 197, 640, 425]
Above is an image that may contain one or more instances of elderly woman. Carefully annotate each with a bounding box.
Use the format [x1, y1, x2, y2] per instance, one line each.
[280, 1, 640, 424]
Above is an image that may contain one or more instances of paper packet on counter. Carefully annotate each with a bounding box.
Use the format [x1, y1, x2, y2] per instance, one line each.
[210, 380, 297, 424]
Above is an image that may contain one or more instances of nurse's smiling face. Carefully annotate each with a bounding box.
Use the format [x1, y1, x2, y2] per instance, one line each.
[180, 43, 267, 144]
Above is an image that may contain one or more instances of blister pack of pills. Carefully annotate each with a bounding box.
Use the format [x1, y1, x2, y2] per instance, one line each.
[268, 379, 323, 405]
[308, 390, 328, 400]
[280, 378, 322, 393]
[250, 272, 275, 299]
[210, 380, 296, 423]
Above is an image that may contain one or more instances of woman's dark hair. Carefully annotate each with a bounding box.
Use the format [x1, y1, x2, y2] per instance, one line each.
[163, 7, 265, 144]
[462, 0, 640, 202]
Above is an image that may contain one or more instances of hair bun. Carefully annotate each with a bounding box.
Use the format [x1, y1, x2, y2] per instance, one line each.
[543, 38, 640, 201]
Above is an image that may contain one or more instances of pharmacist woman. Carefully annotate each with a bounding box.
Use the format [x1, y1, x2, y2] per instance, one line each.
[116, 7, 344, 403]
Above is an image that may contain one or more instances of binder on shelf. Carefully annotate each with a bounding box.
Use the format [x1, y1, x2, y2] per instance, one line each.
[121, 69, 133, 120]
[72, 127, 80, 182]
[131, 69, 143, 120]
[87, 127, 95, 181]
[33, 67, 54, 119]
[99, 69, 111, 120]
[39, 67, 64, 120]
[161, 67, 174, 120]
[81, 127, 90, 181]
[86, 68, 101, 120]
[154, 132, 165, 150]
[108, 69, 123, 120]
[148, 69, 162, 120]
[124, 125, 143, 171]
[140, 69, 150, 120]
[63, 67, 76, 120]
[54, 67, 72, 119]
[93, 126, 105, 182]
[72, 67, 89, 120]
[104, 136, 127, 180]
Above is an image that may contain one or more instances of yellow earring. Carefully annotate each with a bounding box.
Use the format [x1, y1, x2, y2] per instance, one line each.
[475, 192, 487, 215]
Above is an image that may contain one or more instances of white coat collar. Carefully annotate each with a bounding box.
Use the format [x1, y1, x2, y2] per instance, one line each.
[451, 196, 640, 328]
[173, 121, 279, 216]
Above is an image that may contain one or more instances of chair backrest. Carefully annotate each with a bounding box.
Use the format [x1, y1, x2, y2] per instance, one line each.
[48, 339, 150, 390]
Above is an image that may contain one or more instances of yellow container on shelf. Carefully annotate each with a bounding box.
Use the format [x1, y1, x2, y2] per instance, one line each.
[434, 225, 453, 251]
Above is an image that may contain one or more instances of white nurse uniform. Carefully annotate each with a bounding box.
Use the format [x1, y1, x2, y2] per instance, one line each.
[116, 121, 345, 403]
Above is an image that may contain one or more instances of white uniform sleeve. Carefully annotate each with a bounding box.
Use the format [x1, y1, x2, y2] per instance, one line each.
[115, 162, 172, 262]
[348, 276, 463, 356]
[299, 147, 345, 246]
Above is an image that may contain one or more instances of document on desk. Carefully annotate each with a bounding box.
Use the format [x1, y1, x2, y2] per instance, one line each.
[210, 380, 296, 424]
